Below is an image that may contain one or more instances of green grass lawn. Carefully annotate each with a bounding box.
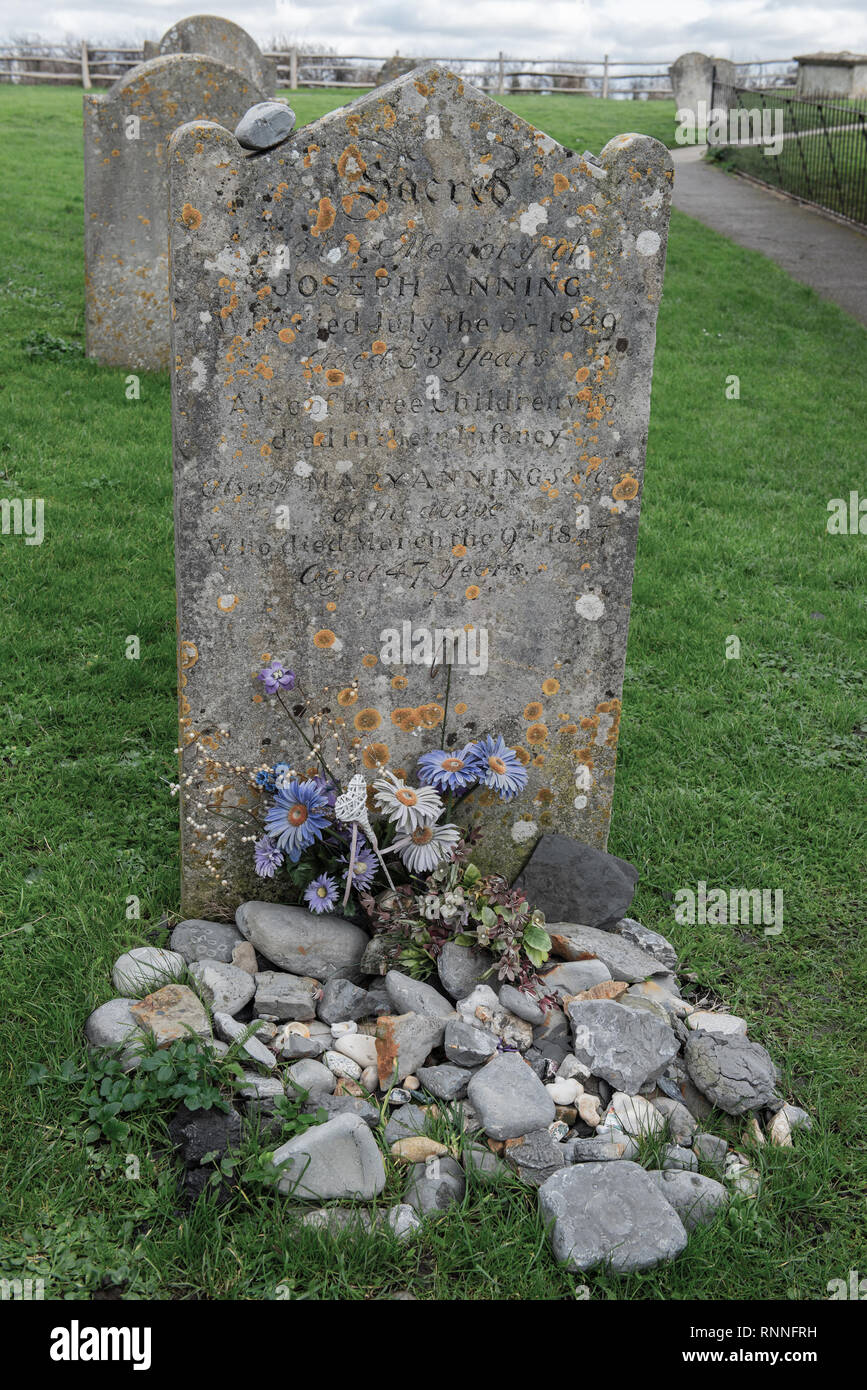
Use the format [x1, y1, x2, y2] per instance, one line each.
[0, 84, 865, 1302]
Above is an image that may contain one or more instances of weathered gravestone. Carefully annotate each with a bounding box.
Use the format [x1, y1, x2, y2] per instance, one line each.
[143, 14, 276, 94]
[168, 66, 672, 915]
[84, 54, 267, 369]
[669, 52, 736, 115]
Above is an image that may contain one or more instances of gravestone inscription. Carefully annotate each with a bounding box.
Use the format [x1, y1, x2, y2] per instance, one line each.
[142, 14, 276, 93]
[84, 54, 266, 370]
[168, 66, 672, 915]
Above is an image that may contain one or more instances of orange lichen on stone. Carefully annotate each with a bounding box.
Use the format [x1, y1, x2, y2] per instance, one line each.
[354, 708, 382, 732]
[313, 629, 336, 648]
[311, 197, 336, 237]
[612, 472, 639, 501]
[181, 203, 202, 230]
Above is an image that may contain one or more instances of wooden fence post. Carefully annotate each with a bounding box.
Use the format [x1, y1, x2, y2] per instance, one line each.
[602, 53, 609, 99]
[290, 46, 297, 90]
[80, 40, 91, 90]
[497, 51, 504, 95]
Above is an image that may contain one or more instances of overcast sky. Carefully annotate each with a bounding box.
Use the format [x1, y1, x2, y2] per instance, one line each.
[3, 0, 865, 63]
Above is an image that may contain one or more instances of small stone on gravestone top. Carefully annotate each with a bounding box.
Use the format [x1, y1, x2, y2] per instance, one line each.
[167, 66, 673, 917]
[146, 14, 276, 94]
[84, 55, 267, 370]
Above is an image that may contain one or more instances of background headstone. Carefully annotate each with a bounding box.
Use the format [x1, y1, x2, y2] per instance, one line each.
[84, 54, 267, 369]
[168, 66, 672, 915]
[376, 55, 418, 86]
[144, 15, 276, 94]
[669, 52, 735, 113]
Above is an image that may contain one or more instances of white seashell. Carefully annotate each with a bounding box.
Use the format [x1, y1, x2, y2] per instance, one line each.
[331, 1020, 358, 1037]
[360, 1065, 379, 1092]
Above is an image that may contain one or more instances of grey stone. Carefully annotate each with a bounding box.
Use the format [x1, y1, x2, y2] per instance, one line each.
[286, 1058, 336, 1096]
[301, 1207, 373, 1234]
[385, 1204, 423, 1239]
[254, 970, 319, 1021]
[548, 923, 668, 984]
[385, 969, 455, 1020]
[540, 960, 612, 999]
[662, 1144, 698, 1172]
[403, 1155, 466, 1216]
[651, 1096, 697, 1146]
[384, 1105, 430, 1145]
[188, 957, 255, 1015]
[168, 1102, 242, 1168]
[168, 70, 673, 908]
[416, 1064, 469, 1100]
[503, 1128, 566, 1187]
[301, 1094, 379, 1128]
[111, 947, 185, 996]
[213, 1012, 277, 1068]
[170, 919, 243, 964]
[436, 942, 495, 1000]
[467, 1052, 555, 1140]
[235, 902, 368, 982]
[616, 918, 678, 971]
[235, 100, 295, 151]
[561, 1134, 639, 1162]
[84, 56, 267, 371]
[567, 999, 679, 1092]
[237, 1072, 285, 1104]
[359, 935, 391, 977]
[538, 1160, 688, 1272]
[317, 978, 370, 1025]
[281, 1033, 325, 1059]
[150, 15, 276, 92]
[83, 997, 143, 1070]
[271, 1113, 386, 1199]
[684, 1033, 780, 1115]
[456, 985, 533, 1051]
[498, 983, 544, 1024]
[513, 837, 638, 929]
[443, 1018, 498, 1068]
[650, 1169, 730, 1231]
[533, 1008, 572, 1045]
[376, 1012, 445, 1085]
[463, 1142, 509, 1178]
[692, 1132, 729, 1173]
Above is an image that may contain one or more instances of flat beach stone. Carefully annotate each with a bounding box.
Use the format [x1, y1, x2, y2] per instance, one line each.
[189, 958, 256, 1016]
[467, 1052, 555, 1140]
[170, 919, 243, 964]
[271, 1113, 386, 1199]
[129, 984, 211, 1046]
[111, 947, 185, 996]
[236, 902, 368, 982]
[538, 1160, 688, 1272]
[235, 100, 296, 151]
[684, 1032, 780, 1114]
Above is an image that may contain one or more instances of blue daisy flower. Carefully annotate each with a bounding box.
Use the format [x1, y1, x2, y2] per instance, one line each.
[304, 873, 339, 914]
[416, 745, 478, 793]
[342, 836, 377, 892]
[465, 734, 528, 802]
[253, 835, 283, 878]
[264, 777, 332, 863]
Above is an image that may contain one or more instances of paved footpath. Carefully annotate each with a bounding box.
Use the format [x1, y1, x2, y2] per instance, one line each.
[670, 145, 867, 328]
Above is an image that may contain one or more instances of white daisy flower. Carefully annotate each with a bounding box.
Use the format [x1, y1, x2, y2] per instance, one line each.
[373, 770, 443, 832]
[393, 822, 461, 875]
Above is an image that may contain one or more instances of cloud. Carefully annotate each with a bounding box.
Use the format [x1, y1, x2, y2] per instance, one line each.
[3, 0, 865, 65]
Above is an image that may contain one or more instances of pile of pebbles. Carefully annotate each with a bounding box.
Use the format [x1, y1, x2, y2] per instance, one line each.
[84, 849, 811, 1272]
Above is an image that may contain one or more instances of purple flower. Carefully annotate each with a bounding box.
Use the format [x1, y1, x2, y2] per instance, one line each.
[304, 873, 339, 914]
[465, 734, 528, 802]
[264, 777, 331, 863]
[258, 660, 296, 696]
[253, 835, 283, 878]
[342, 836, 377, 892]
[417, 746, 478, 793]
[309, 773, 338, 808]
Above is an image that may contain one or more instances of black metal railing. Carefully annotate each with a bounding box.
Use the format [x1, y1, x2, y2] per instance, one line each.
[708, 80, 867, 228]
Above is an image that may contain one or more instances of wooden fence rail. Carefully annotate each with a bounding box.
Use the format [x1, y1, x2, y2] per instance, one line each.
[0, 44, 796, 95]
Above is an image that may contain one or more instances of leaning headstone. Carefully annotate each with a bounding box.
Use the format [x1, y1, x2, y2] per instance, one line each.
[144, 14, 276, 93]
[168, 65, 672, 915]
[669, 52, 735, 114]
[84, 55, 267, 369]
[376, 54, 418, 86]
